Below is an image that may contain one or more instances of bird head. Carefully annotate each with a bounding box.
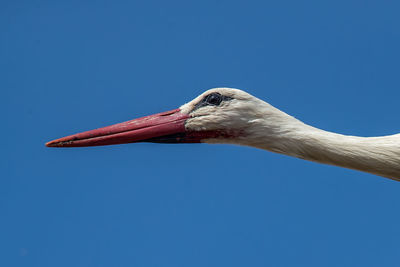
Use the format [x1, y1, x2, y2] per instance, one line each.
[46, 88, 297, 148]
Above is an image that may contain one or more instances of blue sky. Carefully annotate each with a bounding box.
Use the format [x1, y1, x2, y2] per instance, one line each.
[2, 1, 400, 266]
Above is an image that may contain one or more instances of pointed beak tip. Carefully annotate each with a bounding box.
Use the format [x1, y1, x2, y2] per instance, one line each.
[45, 142, 51, 147]
[45, 137, 72, 147]
[45, 140, 59, 147]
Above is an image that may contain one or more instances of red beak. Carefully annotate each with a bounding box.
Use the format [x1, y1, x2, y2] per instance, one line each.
[46, 109, 193, 147]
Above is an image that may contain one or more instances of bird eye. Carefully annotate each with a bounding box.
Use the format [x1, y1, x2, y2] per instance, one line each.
[193, 92, 233, 111]
[205, 93, 223, 106]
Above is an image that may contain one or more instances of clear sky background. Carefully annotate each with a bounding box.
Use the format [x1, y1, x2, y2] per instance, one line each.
[2, 1, 400, 266]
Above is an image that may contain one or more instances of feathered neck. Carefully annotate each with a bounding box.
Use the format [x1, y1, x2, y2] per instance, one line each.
[251, 119, 400, 181]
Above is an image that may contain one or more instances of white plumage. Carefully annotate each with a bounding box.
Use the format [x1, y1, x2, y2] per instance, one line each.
[181, 88, 400, 181]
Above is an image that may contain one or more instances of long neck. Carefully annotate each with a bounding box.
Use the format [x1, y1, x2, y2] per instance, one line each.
[249, 117, 400, 181]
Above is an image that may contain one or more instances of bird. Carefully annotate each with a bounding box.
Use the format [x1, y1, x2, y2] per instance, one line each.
[46, 88, 400, 181]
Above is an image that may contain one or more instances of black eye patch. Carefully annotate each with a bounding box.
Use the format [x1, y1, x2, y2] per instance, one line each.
[193, 93, 233, 110]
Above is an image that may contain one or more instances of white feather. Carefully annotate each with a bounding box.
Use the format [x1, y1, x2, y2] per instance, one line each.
[180, 88, 400, 181]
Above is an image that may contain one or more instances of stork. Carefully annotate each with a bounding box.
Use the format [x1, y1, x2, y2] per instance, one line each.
[46, 88, 400, 181]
